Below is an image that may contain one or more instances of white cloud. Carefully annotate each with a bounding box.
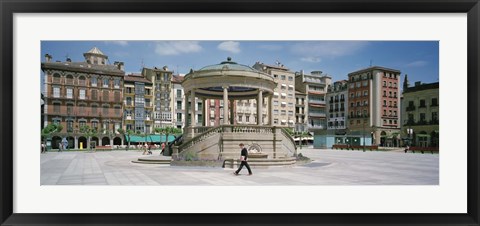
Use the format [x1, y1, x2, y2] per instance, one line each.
[217, 41, 241, 54]
[291, 41, 368, 58]
[105, 41, 129, 46]
[155, 41, 202, 55]
[405, 60, 428, 67]
[300, 56, 322, 63]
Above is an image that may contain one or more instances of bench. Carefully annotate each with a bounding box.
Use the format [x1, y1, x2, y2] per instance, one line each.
[405, 147, 439, 154]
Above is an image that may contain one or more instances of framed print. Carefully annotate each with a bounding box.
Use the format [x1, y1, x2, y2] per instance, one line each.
[1, 0, 479, 225]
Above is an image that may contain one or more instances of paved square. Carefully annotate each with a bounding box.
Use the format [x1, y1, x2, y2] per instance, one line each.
[41, 148, 439, 185]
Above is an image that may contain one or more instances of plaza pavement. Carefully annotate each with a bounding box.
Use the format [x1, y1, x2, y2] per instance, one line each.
[41, 147, 439, 186]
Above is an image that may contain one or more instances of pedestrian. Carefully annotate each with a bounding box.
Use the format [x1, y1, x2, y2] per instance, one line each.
[148, 143, 152, 155]
[41, 143, 45, 153]
[160, 142, 165, 155]
[142, 142, 148, 155]
[58, 142, 63, 152]
[234, 143, 252, 176]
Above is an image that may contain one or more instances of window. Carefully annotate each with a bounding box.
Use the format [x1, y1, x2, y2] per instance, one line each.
[67, 104, 73, 115]
[394, 92, 397, 98]
[92, 121, 98, 129]
[274, 110, 279, 115]
[115, 106, 121, 116]
[53, 103, 60, 113]
[103, 106, 109, 115]
[288, 103, 294, 107]
[420, 113, 426, 122]
[53, 87, 60, 98]
[288, 111, 293, 116]
[393, 111, 397, 116]
[350, 102, 354, 107]
[350, 93, 354, 98]
[66, 88, 73, 99]
[356, 82, 361, 88]
[383, 81, 387, 87]
[394, 82, 397, 87]
[288, 94, 293, 98]
[103, 78, 109, 88]
[383, 110, 386, 115]
[103, 90, 109, 101]
[92, 105, 98, 115]
[389, 82, 392, 87]
[67, 120, 73, 132]
[177, 101, 182, 110]
[114, 79, 120, 88]
[281, 75, 286, 80]
[389, 91, 392, 97]
[363, 100, 368, 106]
[288, 76, 293, 81]
[114, 91, 120, 102]
[362, 81, 368, 87]
[432, 112, 438, 121]
[383, 100, 387, 106]
[350, 83, 354, 89]
[177, 113, 182, 122]
[126, 97, 132, 106]
[363, 90, 368, 96]
[163, 73, 169, 81]
[246, 115, 250, 122]
[177, 89, 182, 98]
[281, 110, 286, 115]
[79, 89, 86, 100]
[420, 99, 426, 107]
[431, 98, 438, 106]
[383, 91, 386, 97]
[394, 101, 397, 107]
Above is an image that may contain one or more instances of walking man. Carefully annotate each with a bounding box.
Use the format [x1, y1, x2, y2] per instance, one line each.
[234, 143, 252, 176]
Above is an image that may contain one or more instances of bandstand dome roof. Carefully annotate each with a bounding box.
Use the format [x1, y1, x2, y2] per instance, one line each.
[197, 57, 259, 73]
[182, 57, 277, 100]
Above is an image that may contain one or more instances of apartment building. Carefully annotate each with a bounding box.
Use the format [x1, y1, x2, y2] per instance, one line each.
[41, 47, 125, 148]
[123, 74, 154, 133]
[401, 80, 439, 147]
[142, 66, 173, 129]
[326, 80, 348, 135]
[253, 62, 295, 127]
[347, 66, 401, 146]
[295, 70, 332, 132]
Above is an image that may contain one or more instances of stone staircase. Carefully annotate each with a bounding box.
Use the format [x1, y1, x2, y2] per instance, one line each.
[175, 125, 297, 165]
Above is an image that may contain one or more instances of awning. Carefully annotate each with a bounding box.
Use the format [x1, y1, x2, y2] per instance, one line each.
[281, 93, 287, 97]
[281, 84, 287, 87]
[281, 120, 287, 123]
[288, 85, 294, 88]
[416, 134, 431, 137]
[281, 102, 287, 105]
[289, 120, 294, 123]
[274, 92, 279, 96]
[126, 135, 176, 143]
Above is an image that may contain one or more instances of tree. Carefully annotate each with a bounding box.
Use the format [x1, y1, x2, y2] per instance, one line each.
[124, 129, 134, 150]
[41, 123, 63, 148]
[80, 125, 98, 151]
[155, 126, 182, 156]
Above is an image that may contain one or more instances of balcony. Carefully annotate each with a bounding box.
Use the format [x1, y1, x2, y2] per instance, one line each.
[309, 99, 326, 105]
[309, 112, 326, 117]
[419, 104, 427, 109]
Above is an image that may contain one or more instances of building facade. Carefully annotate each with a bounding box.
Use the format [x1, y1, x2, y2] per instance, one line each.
[347, 66, 401, 146]
[295, 90, 307, 132]
[142, 66, 173, 129]
[253, 62, 296, 127]
[41, 47, 125, 148]
[123, 74, 154, 133]
[326, 80, 348, 135]
[401, 81, 439, 147]
[295, 70, 332, 132]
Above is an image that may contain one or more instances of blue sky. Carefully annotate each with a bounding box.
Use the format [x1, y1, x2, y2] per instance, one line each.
[41, 41, 439, 88]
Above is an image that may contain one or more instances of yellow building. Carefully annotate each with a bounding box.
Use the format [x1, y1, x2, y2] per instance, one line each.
[401, 81, 439, 147]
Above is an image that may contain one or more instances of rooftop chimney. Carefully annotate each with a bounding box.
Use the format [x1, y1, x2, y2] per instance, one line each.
[66, 57, 71, 62]
[163, 66, 168, 71]
[118, 62, 125, 71]
[45, 54, 52, 62]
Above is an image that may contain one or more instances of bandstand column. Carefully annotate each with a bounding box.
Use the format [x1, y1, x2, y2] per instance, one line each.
[184, 91, 189, 127]
[223, 86, 229, 125]
[191, 89, 196, 137]
[202, 98, 207, 126]
[268, 94, 273, 126]
[230, 99, 234, 125]
[257, 89, 263, 125]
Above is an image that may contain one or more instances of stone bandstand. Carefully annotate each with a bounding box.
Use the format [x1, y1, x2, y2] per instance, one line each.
[175, 58, 297, 166]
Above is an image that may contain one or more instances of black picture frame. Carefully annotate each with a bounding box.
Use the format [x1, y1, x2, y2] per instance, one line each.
[1, 0, 479, 225]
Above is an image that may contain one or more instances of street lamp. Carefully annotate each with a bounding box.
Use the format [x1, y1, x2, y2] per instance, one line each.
[334, 118, 337, 144]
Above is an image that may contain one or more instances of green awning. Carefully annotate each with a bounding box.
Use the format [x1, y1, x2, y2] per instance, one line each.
[126, 135, 176, 143]
[416, 134, 431, 137]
